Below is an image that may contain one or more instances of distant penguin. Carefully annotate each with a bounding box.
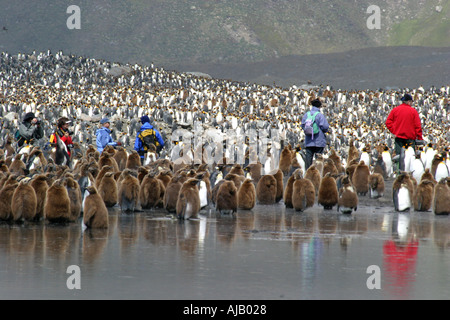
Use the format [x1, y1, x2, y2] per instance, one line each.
[434, 160, 449, 182]
[322, 158, 338, 177]
[372, 154, 387, 179]
[54, 133, 70, 167]
[381, 145, 393, 178]
[414, 179, 435, 212]
[118, 169, 140, 212]
[368, 173, 385, 199]
[243, 162, 262, 186]
[283, 174, 295, 208]
[83, 186, 109, 228]
[318, 172, 338, 210]
[139, 171, 163, 209]
[352, 161, 370, 196]
[64, 175, 82, 222]
[30, 173, 48, 221]
[337, 175, 358, 214]
[360, 147, 371, 167]
[238, 178, 256, 210]
[392, 172, 414, 212]
[215, 180, 238, 214]
[11, 178, 37, 222]
[256, 174, 277, 205]
[328, 148, 345, 174]
[125, 150, 141, 170]
[44, 179, 71, 223]
[292, 169, 315, 212]
[433, 178, 450, 215]
[420, 168, 436, 184]
[228, 163, 245, 176]
[98, 171, 118, 207]
[304, 164, 321, 195]
[176, 178, 201, 220]
[347, 139, 359, 164]
[113, 146, 128, 171]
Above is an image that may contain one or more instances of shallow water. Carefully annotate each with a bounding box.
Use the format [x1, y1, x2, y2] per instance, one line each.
[1, 200, 449, 300]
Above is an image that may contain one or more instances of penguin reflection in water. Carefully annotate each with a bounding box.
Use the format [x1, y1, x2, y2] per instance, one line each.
[392, 172, 415, 212]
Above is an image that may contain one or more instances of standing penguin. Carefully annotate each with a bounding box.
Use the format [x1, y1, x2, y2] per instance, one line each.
[11, 177, 37, 222]
[98, 171, 118, 207]
[238, 178, 256, 210]
[283, 174, 295, 208]
[337, 175, 358, 214]
[30, 173, 49, 221]
[256, 174, 277, 205]
[292, 169, 315, 212]
[44, 178, 71, 223]
[270, 168, 284, 203]
[278, 145, 293, 176]
[433, 178, 450, 215]
[352, 160, 370, 196]
[414, 179, 435, 212]
[381, 145, 393, 179]
[368, 173, 385, 199]
[0, 176, 18, 221]
[163, 172, 185, 213]
[118, 168, 140, 212]
[176, 178, 201, 220]
[83, 186, 109, 228]
[304, 164, 321, 196]
[318, 172, 338, 210]
[410, 153, 425, 183]
[139, 170, 163, 209]
[392, 172, 415, 212]
[215, 180, 238, 215]
[64, 175, 82, 222]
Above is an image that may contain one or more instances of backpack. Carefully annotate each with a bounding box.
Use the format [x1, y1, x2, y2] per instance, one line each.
[138, 129, 160, 151]
[304, 111, 320, 137]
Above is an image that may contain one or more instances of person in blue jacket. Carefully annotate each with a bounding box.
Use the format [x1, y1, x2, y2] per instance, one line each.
[134, 115, 165, 163]
[301, 99, 330, 170]
[96, 118, 121, 153]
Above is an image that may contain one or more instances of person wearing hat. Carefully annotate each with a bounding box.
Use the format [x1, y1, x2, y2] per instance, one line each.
[17, 112, 44, 147]
[134, 115, 165, 164]
[49, 117, 74, 156]
[96, 117, 121, 153]
[301, 98, 330, 170]
[386, 93, 423, 171]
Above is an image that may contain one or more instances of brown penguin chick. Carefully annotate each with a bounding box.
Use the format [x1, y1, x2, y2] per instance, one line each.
[113, 146, 128, 171]
[269, 168, 284, 203]
[118, 168, 140, 212]
[98, 151, 119, 172]
[98, 171, 118, 207]
[85, 144, 97, 159]
[337, 175, 358, 214]
[228, 163, 245, 176]
[126, 150, 142, 170]
[224, 173, 245, 190]
[9, 154, 27, 176]
[44, 179, 71, 223]
[238, 178, 256, 210]
[420, 168, 436, 184]
[352, 161, 370, 196]
[392, 172, 415, 212]
[176, 178, 201, 220]
[163, 173, 184, 213]
[95, 165, 114, 189]
[283, 174, 295, 208]
[328, 148, 345, 174]
[83, 186, 109, 229]
[322, 158, 338, 177]
[433, 178, 450, 215]
[30, 174, 49, 220]
[318, 172, 339, 210]
[304, 164, 321, 195]
[64, 175, 82, 222]
[139, 171, 163, 209]
[0, 177, 18, 221]
[414, 179, 435, 212]
[256, 174, 277, 205]
[11, 178, 37, 222]
[156, 169, 173, 189]
[347, 138, 360, 164]
[243, 162, 263, 185]
[279, 145, 294, 176]
[137, 166, 149, 184]
[368, 173, 385, 199]
[292, 170, 316, 212]
[215, 180, 238, 214]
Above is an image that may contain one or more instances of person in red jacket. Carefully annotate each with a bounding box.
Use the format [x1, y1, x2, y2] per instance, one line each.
[385, 93, 423, 171]
[49, 117, 74, 157]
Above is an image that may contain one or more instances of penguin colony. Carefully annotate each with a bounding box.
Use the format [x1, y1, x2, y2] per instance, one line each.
[0, 50, 450, 229]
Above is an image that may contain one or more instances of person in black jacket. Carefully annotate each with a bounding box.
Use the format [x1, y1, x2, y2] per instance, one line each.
[17, 112, 44, 147]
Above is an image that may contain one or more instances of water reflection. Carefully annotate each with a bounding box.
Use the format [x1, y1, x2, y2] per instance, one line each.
[0, 204, 449, 299]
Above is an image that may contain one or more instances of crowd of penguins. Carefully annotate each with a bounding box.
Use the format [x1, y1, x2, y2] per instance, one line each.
[1, 50, 450, 229]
